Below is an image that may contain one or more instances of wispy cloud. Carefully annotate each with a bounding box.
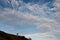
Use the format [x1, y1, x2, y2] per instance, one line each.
[0, 0, 60, 32]
[0, 0, 60, 40]
[25, 32, 57, 40]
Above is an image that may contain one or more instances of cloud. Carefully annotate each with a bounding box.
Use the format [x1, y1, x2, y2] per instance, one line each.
[0, 8, 59, 25]
[0, 0, 60, 40]
[25, 32, 57, 40]
[36, 24, 52, 30]
[54, 0, 60, 9]
[0, 0, 60, 32]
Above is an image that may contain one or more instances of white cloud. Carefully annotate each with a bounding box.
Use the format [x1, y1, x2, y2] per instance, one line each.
[36, 24, 51, 30]
[0, 0, 60, 40]
[0, 0, 60, 36]
[0, 8, 59, 25]
[0, 0, 60, 32]
[25, 32, 57, 40]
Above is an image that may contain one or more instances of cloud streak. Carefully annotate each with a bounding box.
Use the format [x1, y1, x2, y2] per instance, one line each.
[0, 0, 60, 40]
[25, 32, 57, 40]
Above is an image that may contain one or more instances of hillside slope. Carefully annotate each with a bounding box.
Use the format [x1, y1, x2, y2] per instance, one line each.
[0, 31, 30, 40]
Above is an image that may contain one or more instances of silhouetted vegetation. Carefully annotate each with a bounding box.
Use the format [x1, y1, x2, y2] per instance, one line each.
[0, 31, 32, 40]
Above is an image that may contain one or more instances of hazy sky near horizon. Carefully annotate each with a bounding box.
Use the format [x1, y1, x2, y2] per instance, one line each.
[0, 0, 60, 40]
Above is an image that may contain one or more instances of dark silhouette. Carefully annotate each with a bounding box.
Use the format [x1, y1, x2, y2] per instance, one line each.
[0, 30, 32, 40]
[17, 33, 19, 36]
[28, 38, 32, 40]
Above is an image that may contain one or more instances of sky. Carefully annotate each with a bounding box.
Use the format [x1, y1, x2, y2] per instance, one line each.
[0, 0, 60, 40]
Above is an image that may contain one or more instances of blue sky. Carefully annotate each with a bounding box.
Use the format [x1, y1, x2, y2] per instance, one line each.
[0, 0, 60, 40]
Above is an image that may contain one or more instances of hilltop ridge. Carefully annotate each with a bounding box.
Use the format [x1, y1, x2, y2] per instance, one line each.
[0, 31, 31, 40]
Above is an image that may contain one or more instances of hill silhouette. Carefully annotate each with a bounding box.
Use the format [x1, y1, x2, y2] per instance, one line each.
[0, 31, 31, 40]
